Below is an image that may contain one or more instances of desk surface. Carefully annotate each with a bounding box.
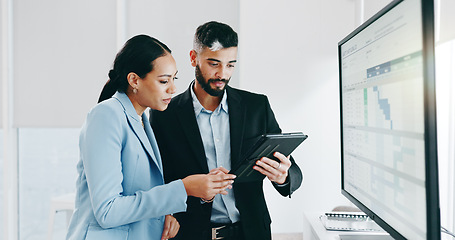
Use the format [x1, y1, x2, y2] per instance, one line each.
[303, 211, 392, 240]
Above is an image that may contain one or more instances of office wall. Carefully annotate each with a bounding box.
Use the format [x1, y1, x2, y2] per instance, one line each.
[0, 130, 3, 240]
[238, 0, 391, 233]
[1, 0, 4, 127]
[13, 0, 117, 128]
[436, 40, 455, 239]
[239, 0, 353, 233]
[12, 0, 239, 128]
[438, 0, 455, 43]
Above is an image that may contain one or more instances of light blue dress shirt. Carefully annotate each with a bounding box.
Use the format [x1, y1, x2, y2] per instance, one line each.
[191, 86, 240, 224]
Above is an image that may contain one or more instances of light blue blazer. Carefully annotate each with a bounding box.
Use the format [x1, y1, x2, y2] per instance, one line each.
[66, 92, 187, 240]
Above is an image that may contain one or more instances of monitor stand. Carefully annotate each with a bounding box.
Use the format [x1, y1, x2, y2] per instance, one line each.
[339, 234, 394, 240]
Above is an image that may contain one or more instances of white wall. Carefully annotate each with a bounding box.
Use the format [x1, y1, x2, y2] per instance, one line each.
[238, 0, 391, 233]
[0, 0, 3, 127]
[436, 40, 455, 238]
[438, 0, 455, 43]
[13, 0, 117, 128]
[239, 0, 354, 233]
[11, 0, 239, 128]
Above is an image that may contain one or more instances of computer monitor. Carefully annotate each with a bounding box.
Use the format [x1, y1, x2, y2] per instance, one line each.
[338, 0, 440, 239]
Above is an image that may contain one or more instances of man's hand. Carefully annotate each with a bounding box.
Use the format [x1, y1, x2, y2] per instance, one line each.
[253, 152, 290, 184]
[161, 215, 179, 240]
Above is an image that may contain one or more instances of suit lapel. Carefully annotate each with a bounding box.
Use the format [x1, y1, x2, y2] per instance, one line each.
[226, 87, 246, 168]
[143, 116, 163, 173]
[113, 92, 163, 177]
[176, 87, 210, 173]
[127, 114, 162, 173]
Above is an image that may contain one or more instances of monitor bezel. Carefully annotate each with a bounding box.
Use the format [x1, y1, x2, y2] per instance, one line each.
[338, 0, 440, 239]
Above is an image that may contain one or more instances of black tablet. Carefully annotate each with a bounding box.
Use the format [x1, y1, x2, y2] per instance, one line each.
[230, 132, 308, 182]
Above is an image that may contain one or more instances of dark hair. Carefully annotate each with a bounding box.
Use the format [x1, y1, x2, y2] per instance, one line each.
[98, 35, 172, 103]
[193, 21, 238, 53]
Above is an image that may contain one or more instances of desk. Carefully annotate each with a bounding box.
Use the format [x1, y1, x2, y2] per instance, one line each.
[303, 211, 393, 240]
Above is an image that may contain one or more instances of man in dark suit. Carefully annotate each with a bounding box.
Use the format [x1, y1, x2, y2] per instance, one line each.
[150, 21, 303, 240]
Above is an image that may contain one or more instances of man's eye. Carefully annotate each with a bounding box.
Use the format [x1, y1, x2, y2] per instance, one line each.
[160, 80, 168, 84]
[228, 64, 235, 68]
[210, 63, 218, 67]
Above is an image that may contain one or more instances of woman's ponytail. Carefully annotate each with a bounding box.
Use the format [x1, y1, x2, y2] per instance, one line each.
[97, 70, 120, 103]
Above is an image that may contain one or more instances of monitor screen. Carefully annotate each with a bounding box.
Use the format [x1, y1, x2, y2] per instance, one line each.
[338, 0, 440, 239]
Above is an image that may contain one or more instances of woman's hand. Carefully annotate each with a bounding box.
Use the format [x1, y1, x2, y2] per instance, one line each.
[182, 172, 236, 200]
[161, 215, 179, 240]
[209, 166, 230, 175]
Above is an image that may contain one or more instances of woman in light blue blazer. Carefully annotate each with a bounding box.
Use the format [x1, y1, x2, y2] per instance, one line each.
[66, 35, 235, 240]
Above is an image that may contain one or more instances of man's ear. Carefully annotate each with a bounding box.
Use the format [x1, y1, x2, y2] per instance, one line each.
[190, 50, 198, 67]
[127, 72, 139, 89]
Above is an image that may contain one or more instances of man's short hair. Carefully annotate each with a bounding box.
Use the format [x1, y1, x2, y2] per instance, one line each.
[193, 21, 238, 53]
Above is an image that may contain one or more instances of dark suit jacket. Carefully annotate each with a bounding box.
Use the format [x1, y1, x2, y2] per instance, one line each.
[150, 84, 303, 240]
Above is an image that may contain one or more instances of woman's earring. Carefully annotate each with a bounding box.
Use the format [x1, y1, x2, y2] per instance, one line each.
[133, 88, 137, 94]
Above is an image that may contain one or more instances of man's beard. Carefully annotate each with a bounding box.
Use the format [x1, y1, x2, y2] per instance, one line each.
[195, 65, 230, 97]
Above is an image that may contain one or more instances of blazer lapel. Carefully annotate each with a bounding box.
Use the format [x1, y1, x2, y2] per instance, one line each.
[113, 92, 163, 176]
[176, 86, 210, 173]
[143, 115, 163, 173]
[226, 87, 246, 168]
